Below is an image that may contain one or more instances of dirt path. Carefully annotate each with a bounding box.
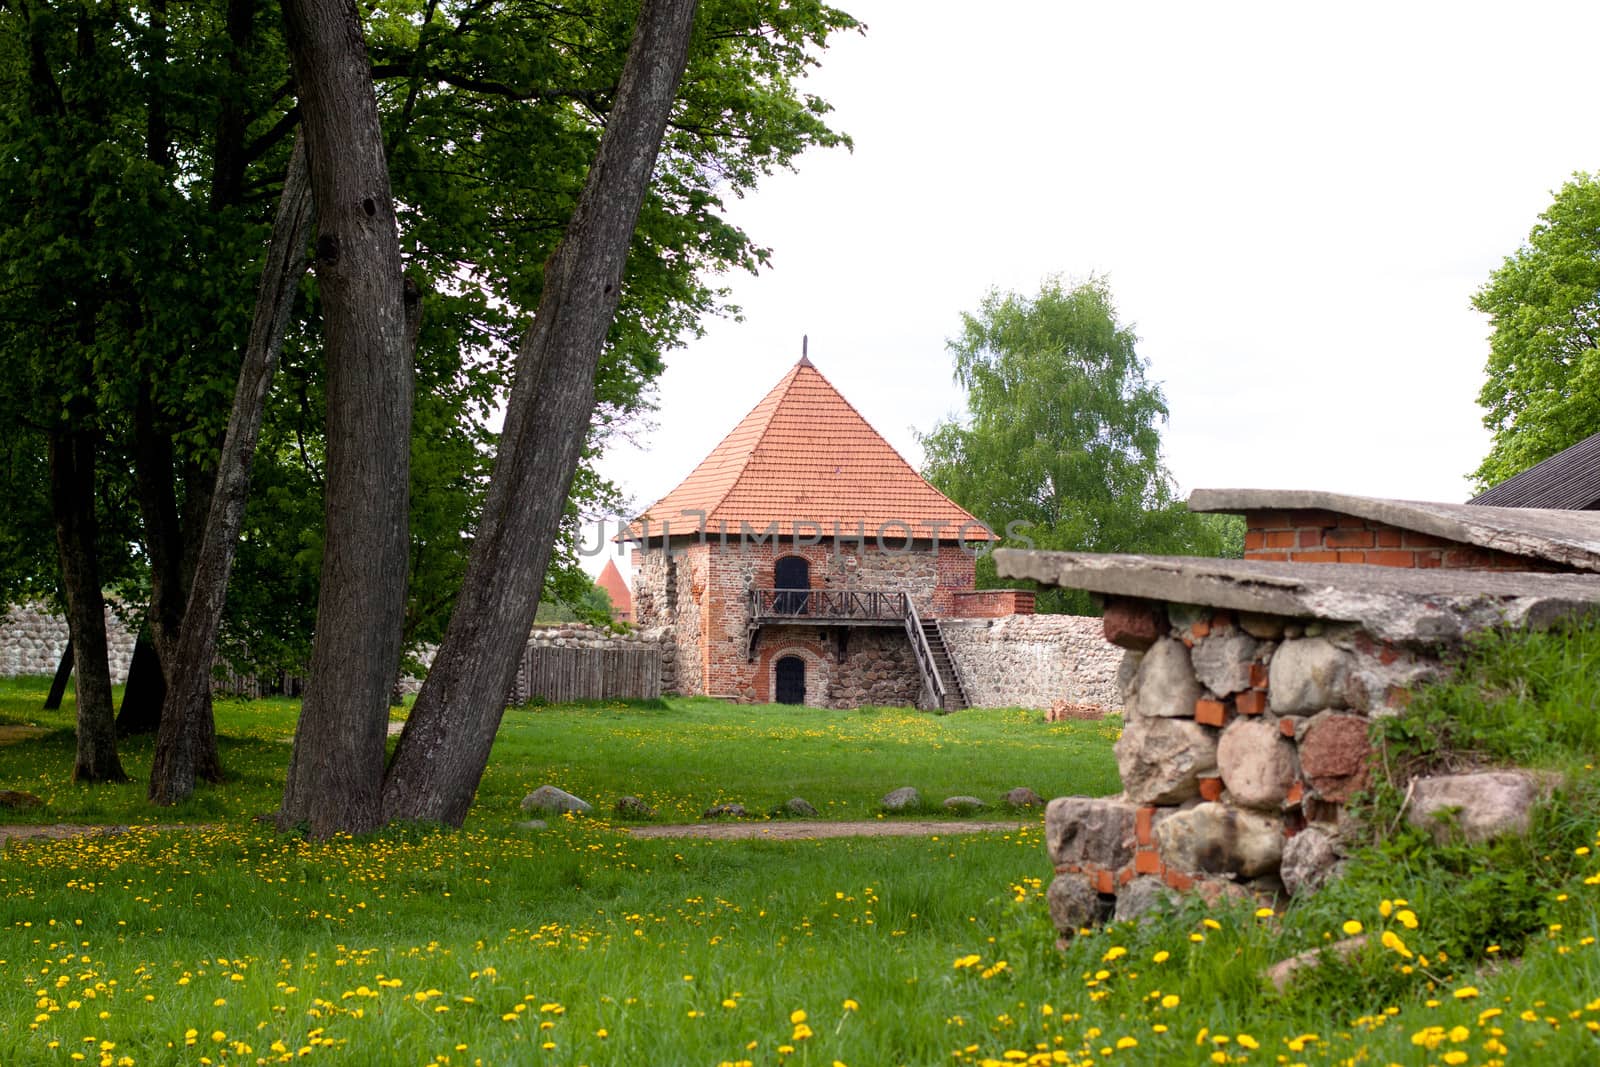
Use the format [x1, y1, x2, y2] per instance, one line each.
[0, 724, 50, 746]
[0, 818, 1035, 849]
[625, 819, 1030, 841]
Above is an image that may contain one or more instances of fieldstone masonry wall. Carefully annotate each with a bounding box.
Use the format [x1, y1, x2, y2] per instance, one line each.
[941, 615, 1122, 710]
[1045, 598, 1446, 934]
[0, 604, 137, 682]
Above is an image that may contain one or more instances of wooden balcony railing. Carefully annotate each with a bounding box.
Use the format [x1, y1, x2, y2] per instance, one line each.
[747, 588, 909, 622]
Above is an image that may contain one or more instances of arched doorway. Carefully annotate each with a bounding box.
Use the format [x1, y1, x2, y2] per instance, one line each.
[774, 655, 806, 705]
[774, 555, 810, 614]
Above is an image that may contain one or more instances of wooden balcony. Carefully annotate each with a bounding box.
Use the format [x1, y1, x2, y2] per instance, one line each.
[747, 588, 909, 626]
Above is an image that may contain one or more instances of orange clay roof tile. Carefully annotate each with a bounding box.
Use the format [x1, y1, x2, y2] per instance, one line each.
[595, 559, 632, 614]
[628, 358, 993, 542]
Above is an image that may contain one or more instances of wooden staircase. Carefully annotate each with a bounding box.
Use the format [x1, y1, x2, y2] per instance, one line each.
[920, 619, 968, 712]
[904, 601, 969, 713]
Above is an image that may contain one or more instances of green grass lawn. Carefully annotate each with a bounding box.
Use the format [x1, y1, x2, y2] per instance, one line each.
[1, 674, 1598, 1066]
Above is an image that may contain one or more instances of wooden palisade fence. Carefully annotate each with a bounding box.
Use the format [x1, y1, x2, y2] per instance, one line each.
[509, 643, 661, 705]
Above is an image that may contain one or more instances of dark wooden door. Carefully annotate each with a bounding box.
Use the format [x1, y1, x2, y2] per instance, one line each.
[775, 656, 806, 705]
[774, 556, 809, 614]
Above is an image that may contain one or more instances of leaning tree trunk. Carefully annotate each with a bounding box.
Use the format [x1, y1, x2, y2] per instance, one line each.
[149, 137, 314, 806]
[276, 0, 413, 837]
[44, 639, 73, 710]
[382, 0, 699, 826]
[116, 629, 165, 735]
[49, 426, 126, 783]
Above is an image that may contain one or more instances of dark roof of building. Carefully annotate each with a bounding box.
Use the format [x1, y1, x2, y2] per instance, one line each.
[626, 359, 993, 542]
[1470, 432, 1600, 510]
[1187, 488, 1600, 572]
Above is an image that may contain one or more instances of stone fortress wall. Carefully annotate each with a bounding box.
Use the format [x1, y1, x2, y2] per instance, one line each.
[941, 614, 1122, 710]
[0, 605, 137, 683]
[5, 598, 1126, 715]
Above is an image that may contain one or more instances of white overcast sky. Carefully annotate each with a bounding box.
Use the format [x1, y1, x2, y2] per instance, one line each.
[584, 1, 1599, 578]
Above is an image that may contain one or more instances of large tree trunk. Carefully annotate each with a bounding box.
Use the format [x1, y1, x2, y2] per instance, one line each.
[150, 137, 314, 806]
[382, 0, 698, 826]
[49, 427, 126, 783]
[116, 629, 165, 735]
[276, 0, 413, 837]
[44, 639, 73, 710]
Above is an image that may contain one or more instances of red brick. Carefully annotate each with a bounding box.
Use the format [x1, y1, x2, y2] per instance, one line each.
[1291, 550, 1338, 563]
[1365, 549, 1415, 568]
[1401, 530, 1450, 549]
[1235, 690, 1267, 716]
[1194, 699, 1229, 727]
[1442, 547, 1490, 568]
[1374, 528, 1402, 547]
[1248, 511, 1289, 531]
[1285, 780, 1304, 805]
[1198, 776, 1224, 802]
[1325, 528, 1374, 549]
[1252, 551, 1289, 561]
[1102, 598, 1166, 650]
[1092, 867, 1115, 895]
[1211, 609, 1235, 631]
[1243, 530, 1265, 551]
[1162, 867, 1195, 892]
[1135, 806, 1156, 846]
[1134, 849, 1163, 875]
[1336, 514, 1367, 528]
[1190, 619, 1211, 639]
[1248, 662, 1270, 690]
[1289, 509, 1338, 527]
[1337, 550, 1367, 563]
[1278, 717, 1298, 738]
[1264, 531, 1296, 549]
[1298, 528, 1324, 548]
[1118, 866, 1135, 887]
[1416, 551, 1443, 569]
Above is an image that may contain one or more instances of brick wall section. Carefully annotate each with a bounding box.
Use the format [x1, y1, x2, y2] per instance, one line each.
[1240, 509, 1557, 570]
[693, 538, 973, 701]
[636, 537, 989, 705]
[949, 589, 1036, 617]
[748, 629, 923, 708]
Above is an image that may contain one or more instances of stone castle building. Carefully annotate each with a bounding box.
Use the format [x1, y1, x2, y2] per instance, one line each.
[625, 356, 1048, 710]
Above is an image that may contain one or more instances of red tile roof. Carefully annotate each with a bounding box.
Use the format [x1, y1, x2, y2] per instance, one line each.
[595, 559, 632, 621]
[628, 358, 993, 542]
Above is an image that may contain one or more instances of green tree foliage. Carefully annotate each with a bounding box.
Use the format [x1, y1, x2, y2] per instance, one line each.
[1473, 172, 1600, 489]
[920, 277, 1242, 614]
[0, 0, 858, 678]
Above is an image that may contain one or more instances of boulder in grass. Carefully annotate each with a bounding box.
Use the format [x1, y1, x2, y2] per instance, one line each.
[0, 790, 44, 811]
[943, 795, 986, 813]
[520, 785, 592, 816]
[1046, 873, 1111, 936]
[881, 786, 922, 813]
[778, 797, 818, 817]
[614, 796, 657, 819]
[1113, 877, 1178, 923]
[701, 802, 747, 819]
[1406, 770, 1550, 845]
[1003, 786, 1044, 809]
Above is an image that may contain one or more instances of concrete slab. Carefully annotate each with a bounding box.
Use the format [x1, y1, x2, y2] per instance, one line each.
[1187, 489, 1600, 572]
[992, 550, 1600, 644]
